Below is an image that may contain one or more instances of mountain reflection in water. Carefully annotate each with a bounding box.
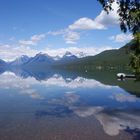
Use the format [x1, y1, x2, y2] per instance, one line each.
[0, 67, 140, 140]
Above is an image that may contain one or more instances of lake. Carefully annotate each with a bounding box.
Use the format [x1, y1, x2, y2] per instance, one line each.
[0, 68, 140, 140]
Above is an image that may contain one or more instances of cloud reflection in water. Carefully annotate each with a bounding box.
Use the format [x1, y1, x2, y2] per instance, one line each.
[0, 71, 140, 137]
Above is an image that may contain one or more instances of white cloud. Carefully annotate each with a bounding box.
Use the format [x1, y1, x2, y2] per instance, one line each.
[19, 34, 46, 46]
[95, 1, 119, 27]
[64, 31, 80, 44]
[30, 34, 46, 41]
[0, 44, 38, 61]
[69, 1, 119, 31]
[69, 17, 106, 30]
[47, 30, 65, 36]
[48, 29, 80, 44]
[19, 40, 36, 46]
[109, 33, 133, 43]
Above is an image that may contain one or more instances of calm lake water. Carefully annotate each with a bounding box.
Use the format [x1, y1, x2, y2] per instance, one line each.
[0, 68, 140, 140]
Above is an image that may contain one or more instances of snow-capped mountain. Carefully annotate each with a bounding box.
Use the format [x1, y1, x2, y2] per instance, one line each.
[76, 52, 86, 58]
[5, 51, 81, 67]
[60, 51, 78, 62]
[52, 55, 61, 61]
[63, 51, 77, 58]
[24, 52, 54, 66]
[9, 55, 30, 66]
[0, 59, 7, 66]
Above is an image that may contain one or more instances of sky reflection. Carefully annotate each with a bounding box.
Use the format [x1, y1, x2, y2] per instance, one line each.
[0, 70, 140, 138]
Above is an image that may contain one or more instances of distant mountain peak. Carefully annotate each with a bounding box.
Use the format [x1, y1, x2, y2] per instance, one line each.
[35, 52, 51, 57]
[36, 52, 46, 56]
[53, 55, 61, 61]
[0, 59, 6, 65]
[21, 55, 29, 58]
[58, 51, 78, 63]
[64, 51, 73, 57]
[24, 52, 54, 65]
[76, 52, 86, 58]
[9, 55, 30, 66]
[15, 55, 29, 61]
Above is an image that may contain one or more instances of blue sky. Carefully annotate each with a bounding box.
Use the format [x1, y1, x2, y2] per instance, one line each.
[0, 0, 133, 60]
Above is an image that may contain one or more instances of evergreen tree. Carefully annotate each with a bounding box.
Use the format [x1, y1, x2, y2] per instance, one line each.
[98, 0, 140, 76]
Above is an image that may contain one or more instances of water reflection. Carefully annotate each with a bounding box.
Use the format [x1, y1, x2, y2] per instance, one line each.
[72, 107, 140, 136]
[0, 67, 140, 139]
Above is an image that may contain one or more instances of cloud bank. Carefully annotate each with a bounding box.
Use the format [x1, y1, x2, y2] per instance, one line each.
[109, 33, 133, 43]
[0, 44, 113, 61]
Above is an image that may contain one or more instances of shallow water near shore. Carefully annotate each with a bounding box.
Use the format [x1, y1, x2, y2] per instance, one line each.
[0, 68, 140, 140]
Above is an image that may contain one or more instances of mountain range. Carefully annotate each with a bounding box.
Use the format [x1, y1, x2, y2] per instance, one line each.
[0, 51, 79, 67]
[0, 42, 131, 69]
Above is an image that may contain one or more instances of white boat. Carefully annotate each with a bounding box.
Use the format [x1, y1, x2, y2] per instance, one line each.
[117, 73, 135, 79]
[117, 73, 126, 78]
